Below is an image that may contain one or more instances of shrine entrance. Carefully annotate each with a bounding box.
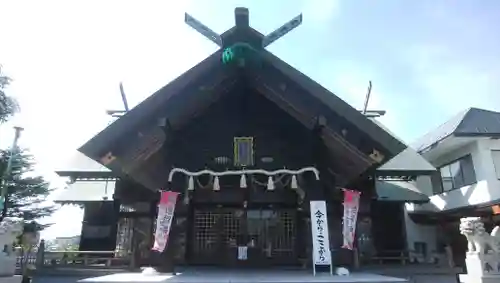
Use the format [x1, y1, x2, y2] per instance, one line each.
[189, 206, 298, 267]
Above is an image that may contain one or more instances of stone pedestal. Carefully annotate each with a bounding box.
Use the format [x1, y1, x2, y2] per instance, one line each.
[459, 253, 500, 283]
[0, 217, 24, 282]
[459, 217, 500, 283]
[460, 274, 500, 283]
[0, 257, 17, 277]
[0, 276, 22, 283]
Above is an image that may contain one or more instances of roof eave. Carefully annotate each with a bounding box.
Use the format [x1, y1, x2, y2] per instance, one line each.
[55, 170, 116, 179]
[376, 169, 437, 176]
[454, 132, 500, 138]
[259, 50, 407, 158]
[78, 50, 223, 161]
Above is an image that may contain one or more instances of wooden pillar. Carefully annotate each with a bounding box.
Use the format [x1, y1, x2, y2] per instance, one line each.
[79, 201, 119, 252]
[308, 178, 325, 201]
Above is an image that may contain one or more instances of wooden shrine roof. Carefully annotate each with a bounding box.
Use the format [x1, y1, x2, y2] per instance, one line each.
[77, 9, 408, 189]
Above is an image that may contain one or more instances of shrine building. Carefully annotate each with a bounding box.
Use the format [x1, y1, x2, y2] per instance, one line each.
[54, 8, 437, 271]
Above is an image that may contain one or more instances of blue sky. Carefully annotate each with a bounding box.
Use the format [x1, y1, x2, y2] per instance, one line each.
[0, 0, 499, 238]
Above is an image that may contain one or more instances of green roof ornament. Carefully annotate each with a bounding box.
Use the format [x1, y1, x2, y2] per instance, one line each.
[222, 47, 234, 64]
[222, 42, 258, 66]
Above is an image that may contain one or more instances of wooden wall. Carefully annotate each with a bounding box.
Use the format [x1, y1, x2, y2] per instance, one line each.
[79, 201, 119, 252]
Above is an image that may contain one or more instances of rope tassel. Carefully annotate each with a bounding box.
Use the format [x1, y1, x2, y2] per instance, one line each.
[213, 176, 220, 191]
[188, 176, 194, 191]
[240, 174, 247, 188]
[291, 175, 298, 189]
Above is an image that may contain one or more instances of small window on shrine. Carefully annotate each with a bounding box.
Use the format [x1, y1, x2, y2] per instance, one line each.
[234, 137, 254, 167]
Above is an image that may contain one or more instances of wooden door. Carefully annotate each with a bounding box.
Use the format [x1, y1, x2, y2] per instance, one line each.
[190, 207, 297, 266]
[245, 209, 297, 266]
[191, 208, 245, 265]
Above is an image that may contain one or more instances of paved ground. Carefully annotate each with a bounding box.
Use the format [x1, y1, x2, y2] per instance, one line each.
[31, 274, 459, 283]
[407, 275, 457, 283]
[29, 265, 462, 283]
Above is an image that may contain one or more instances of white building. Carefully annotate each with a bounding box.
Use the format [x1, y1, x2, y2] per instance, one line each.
[46, 235, 81, 251]
[405, 107, 500, 265]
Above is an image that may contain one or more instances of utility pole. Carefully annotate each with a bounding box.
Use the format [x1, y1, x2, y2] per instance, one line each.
[0, 126, 24, 223]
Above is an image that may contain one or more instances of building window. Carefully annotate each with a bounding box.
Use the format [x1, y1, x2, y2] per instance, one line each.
[491, 150, 500, 179]
[234, 137, 254, 167]
[439, 155, 476, 192]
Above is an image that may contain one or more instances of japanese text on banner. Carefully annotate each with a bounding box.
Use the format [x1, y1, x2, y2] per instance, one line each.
[152, 191, 179, 252]
[309, 200, 331, 265]
[342, 189, 361, 250]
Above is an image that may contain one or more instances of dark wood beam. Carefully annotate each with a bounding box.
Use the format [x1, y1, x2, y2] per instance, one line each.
[253, 82, 315, 130]
[320, 126, 374, 167]
[79, 51, 226, 161]
[253, 75, 374, 176]
[259, 50, 407, 158]
[252, 76, 375, 185]
[250, 64, 384, 161]
[315, 115, 327, 129]
[170, 78, 238, 131]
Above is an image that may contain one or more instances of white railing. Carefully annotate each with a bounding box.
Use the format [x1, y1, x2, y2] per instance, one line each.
[17, 248, 132, 270]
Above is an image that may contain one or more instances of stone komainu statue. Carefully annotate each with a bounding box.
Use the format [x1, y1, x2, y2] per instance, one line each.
[0, 217, 23, 277]
[0, 217, 23, 256]
[460, 217, 500, 254]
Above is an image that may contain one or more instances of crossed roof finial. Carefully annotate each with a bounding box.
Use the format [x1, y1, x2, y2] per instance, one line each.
[185, 7, 302, 48]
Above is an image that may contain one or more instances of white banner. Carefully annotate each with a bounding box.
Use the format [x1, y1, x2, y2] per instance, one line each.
[342, 189, 361, 250]
[152, 191, 179, 253]
[310, 200, 331, 265]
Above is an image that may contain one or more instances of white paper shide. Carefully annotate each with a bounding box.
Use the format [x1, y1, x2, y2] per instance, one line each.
[310, 200, 331, 265]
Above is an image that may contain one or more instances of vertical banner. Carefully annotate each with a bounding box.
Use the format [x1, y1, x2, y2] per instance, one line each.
[342, 189, 361, 250]
[310, 200, 331, 265]
[152, 191, 179, 252]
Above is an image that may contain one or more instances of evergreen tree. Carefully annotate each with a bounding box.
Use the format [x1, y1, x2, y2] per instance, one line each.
[0, 65, 54, 230]
[0, 148, 56, 229]
[0, 65, 19, 123]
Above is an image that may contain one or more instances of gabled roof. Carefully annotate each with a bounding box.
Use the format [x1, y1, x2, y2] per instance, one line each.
[377, 147, 436, 174]
[79, 48, 406, 163]
[371, 118, 436, 174]
[77, 9, 408, 188]
[375, 180, 429, 203]
[55, 151, 113, 178]
[412, 108, 500, 152]
[53, 180, 115, 203]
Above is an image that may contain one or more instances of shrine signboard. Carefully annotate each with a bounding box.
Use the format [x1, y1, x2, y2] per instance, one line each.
[310, 200, 333, 275]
